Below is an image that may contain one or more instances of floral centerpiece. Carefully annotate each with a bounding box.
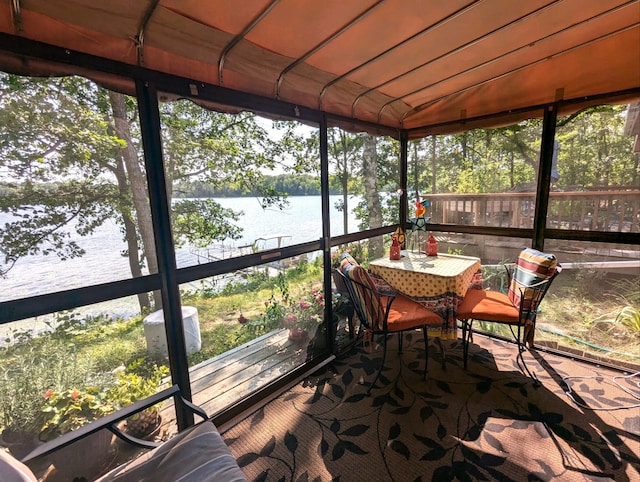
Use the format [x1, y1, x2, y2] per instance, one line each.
[241, 278, 354, 345]
[281, 286, 355, 343]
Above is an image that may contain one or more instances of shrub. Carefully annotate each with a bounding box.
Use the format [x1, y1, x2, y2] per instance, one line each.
[38, 387, 116, 442]
[0, 337, 102, 435]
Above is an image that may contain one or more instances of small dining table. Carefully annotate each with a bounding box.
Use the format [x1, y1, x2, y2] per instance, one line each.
[369, 251, 482, 340]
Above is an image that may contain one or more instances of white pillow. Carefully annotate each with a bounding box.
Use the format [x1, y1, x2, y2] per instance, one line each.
[97, 422, 246, 482]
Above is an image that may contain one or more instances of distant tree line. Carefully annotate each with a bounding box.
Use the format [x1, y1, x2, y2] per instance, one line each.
[173, 173, 344, 198]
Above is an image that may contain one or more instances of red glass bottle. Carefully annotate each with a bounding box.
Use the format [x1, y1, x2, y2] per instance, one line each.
[389, 234, 401, 260]
[426, 234, 438, 256]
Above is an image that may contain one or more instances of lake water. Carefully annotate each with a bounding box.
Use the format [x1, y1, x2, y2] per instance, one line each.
[0, 195, 359, 327]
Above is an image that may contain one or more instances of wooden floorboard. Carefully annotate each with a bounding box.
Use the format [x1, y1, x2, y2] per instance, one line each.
[160, 328, 309, 426]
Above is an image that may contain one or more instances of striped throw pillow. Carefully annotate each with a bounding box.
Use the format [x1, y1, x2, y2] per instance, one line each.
[339, 253, 359, 276]
[508, 248, 558, 312]
[344, 265, 384, 331]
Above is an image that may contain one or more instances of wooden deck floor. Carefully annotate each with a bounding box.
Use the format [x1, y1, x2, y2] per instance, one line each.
[159, 328, 313, 429]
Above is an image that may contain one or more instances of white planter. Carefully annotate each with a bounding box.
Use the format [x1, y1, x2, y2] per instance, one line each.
[143, 306, 202, 357]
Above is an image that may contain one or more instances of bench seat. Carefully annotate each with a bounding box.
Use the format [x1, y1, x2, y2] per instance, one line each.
[1, 385, 246, 481]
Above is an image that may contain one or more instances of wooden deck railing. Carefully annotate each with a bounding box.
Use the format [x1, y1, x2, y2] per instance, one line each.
[424, 189, 640, 232]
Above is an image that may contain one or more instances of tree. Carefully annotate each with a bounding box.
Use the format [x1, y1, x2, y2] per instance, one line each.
[109, 91, 157, 309]
[328, 129, 363, 235]
[0, 73, 300, 311]
[556, 105, 636, 189]
[0, 75, 122, 277]
[361, 134, 384, 259]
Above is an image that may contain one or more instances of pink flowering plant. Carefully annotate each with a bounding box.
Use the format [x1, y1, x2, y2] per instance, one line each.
[241, 277, 332, 341]
[38, 387, 116, 442]
[282, 285, 325, 336]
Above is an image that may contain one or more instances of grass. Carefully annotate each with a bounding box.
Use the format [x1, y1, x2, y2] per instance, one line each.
[476, 269, 640, 365]
[181, 261, 324, 365]
[0, 260, 324, 434]
[543, 271, 640, 361]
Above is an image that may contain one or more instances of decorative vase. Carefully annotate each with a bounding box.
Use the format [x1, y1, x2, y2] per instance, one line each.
[426, 234, 438, 256]
[141, 415, 163, 441]
[389, 234, 401, 260]
[125, 411, 161, 440]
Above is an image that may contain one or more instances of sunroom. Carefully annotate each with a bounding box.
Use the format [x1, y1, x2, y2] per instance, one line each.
[0, 1, 639, 481]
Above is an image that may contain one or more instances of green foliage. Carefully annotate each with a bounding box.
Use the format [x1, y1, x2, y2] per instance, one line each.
[556, 105, 634, 189]
[480, 263, 511, 293]
[616, 306, 640, 334]
[0, 334, 106, 433]
[285, 256, 317, 279]
[353, 192, 400, 231]
[103, 361, 169, 434]
[230, 269, 274, 293]
[0, 74, 122, 277]
[234, 294, 284, 344]
[105, 362, 168, 408]
[0, 74, 305, 302]
[588, 276, 640, 336]
[572, 266, 607, 298]
[0, 313, 151, 435]
[171, 199, 243, 248]
[235, 267, 329, 343]
[38, 387, 116, 441]
[474, 320, 510, 337]
[174, 173, 328, 197]
[282, 284, 324, 333]
[331, 242, 368, 268]
[408, 106, 635, 195]
[47, 311, 140, 344]
[0, 363, 46, 432]
[607, 277, 640, 305]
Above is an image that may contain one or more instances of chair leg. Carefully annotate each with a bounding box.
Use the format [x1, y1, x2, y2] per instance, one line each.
[398, 332, 403, 354]
[347, 313, 355, 339]
[367, 333, 388, 395]
[461, 319, 472, 369]
[422, 326, 429, 379]
[513, 324, 540, 386]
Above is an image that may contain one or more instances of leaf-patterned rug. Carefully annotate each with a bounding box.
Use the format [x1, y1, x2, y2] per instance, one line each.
[223, 332, 640, 481]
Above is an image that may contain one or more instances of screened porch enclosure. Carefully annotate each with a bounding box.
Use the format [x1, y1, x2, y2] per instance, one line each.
[0, 0, 638, 457]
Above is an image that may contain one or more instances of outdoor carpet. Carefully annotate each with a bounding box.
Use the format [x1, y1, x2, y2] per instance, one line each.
[223, 332, 640, 481]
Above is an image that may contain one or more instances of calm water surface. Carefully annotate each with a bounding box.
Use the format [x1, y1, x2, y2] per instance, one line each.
[0, 196, 359, 334]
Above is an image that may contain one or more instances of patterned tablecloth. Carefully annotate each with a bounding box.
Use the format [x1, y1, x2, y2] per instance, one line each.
[369, 251, 482, 339]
